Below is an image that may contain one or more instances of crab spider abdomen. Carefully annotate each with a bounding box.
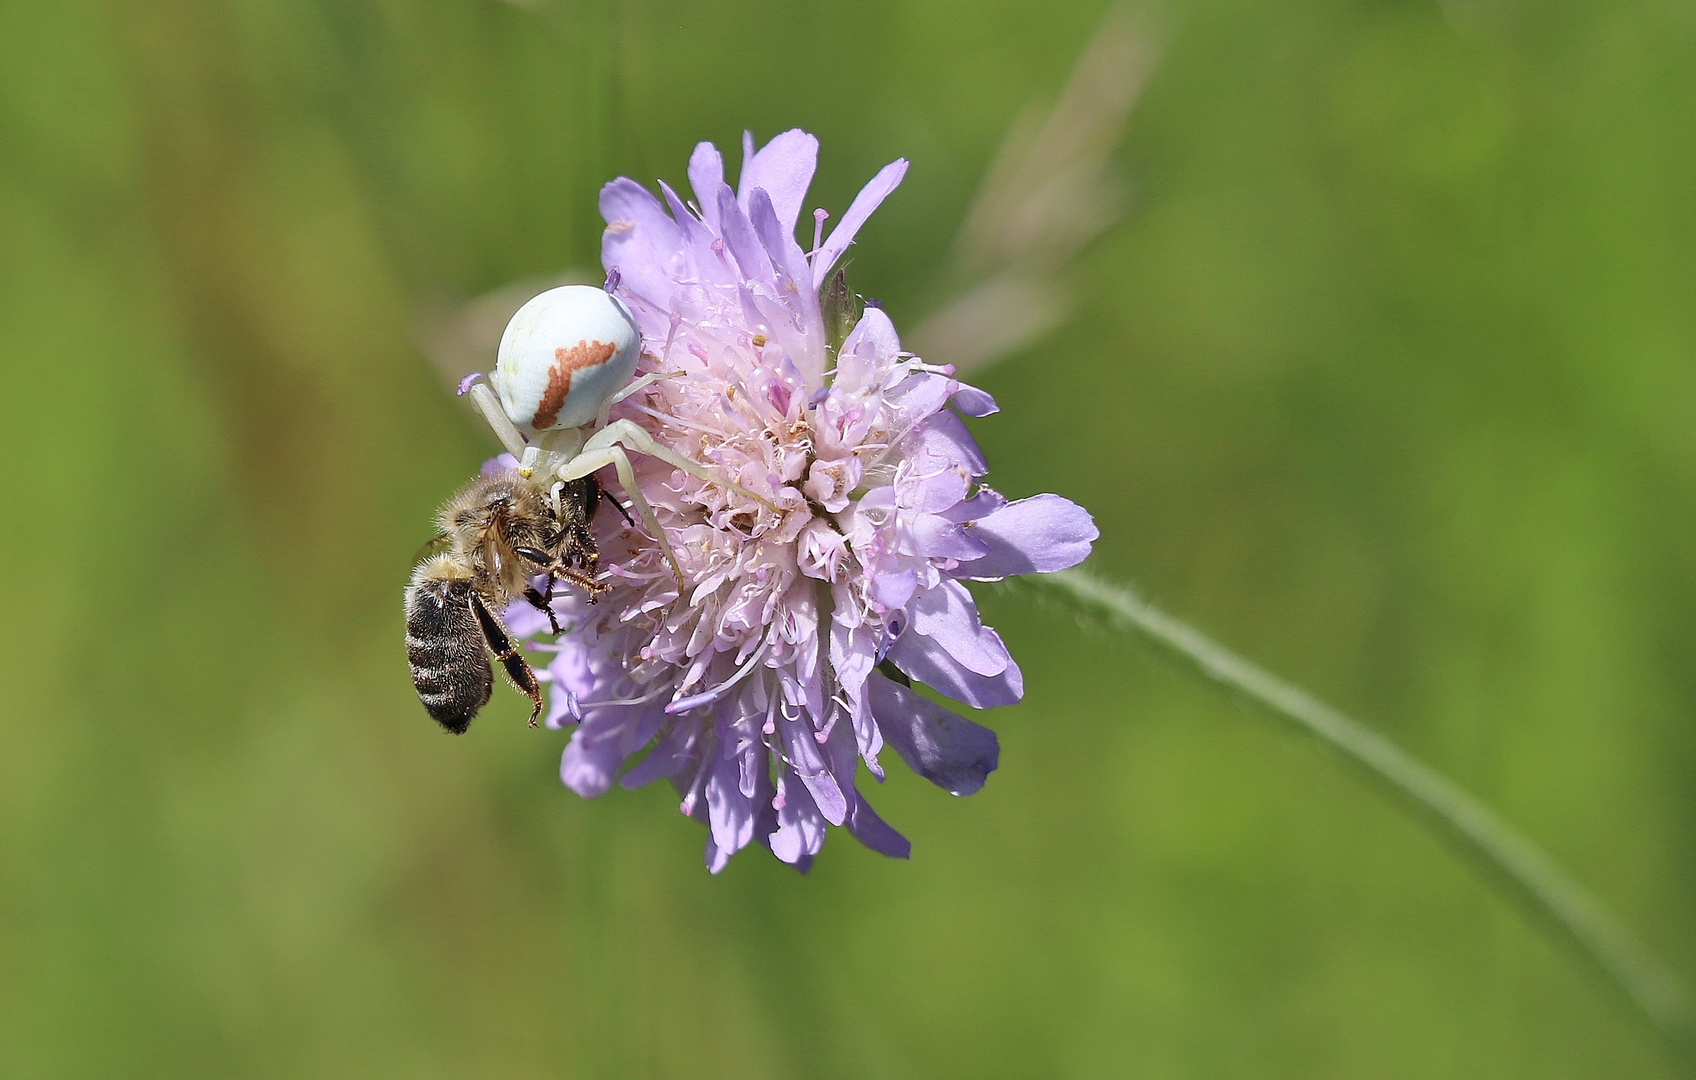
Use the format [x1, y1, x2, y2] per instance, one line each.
[493, 285, 641, 432]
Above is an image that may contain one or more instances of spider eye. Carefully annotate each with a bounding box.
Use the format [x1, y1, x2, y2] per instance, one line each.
[493, 285, 641, 432]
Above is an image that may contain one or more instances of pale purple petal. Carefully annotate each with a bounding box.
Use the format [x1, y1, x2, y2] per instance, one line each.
[907, 581, 1010, 677]
[748, 187, 826, 385]
[909, 513, 993, 562]
[542, 644, 592, 728]
[870, 568, 919, 612]
[769, 764, 827, 865]
[749, 186, 811, 292]
[778, 706, 847, 825]
[845, 786, 911, 858]
[688, 141, 724, 230]
[941, 488, 1008, 523]
[561, 702, 668, 797]
[705, 835, 731, 874]
[600, 178, 684, 311]
[840, 307, 901, 362]
[831, 600, 886, 777]
[824, 707, 864, 796]
[951, 385, 999, 416]
[830, 612, 876, 708]
[812, 158, 909, 288]
[620, 722, 696, 789]
[715, 184, 773, 286]
[600, 177, 680, 244]
[561, 719, 629, 797]
[868, 672, 999, 796]
[850, 695, 885, 781]
[886, 631, 1024, 708]
[887, 372, 955, 427]
[658, 180, 721, 272]
[909, 410, 988, 479]
[957, 494, 1099, 579]
[897, 462, 970, 517]
[736, 128, 819, 236]
[705, 746, 755, 857]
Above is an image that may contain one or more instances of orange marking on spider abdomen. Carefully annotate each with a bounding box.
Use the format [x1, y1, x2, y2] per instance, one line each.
[532, 340, 617, 428]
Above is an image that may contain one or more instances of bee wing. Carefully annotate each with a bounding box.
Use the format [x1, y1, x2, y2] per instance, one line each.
[411, 534, 450, 565]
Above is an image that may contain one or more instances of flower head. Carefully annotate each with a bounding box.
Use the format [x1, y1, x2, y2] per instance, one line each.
[511, 130, 1097, 871]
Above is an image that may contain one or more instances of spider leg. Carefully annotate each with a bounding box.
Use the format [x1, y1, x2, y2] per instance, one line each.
[468, 384, 528, 460]
[554, 444, 687, 596]
[576, 419, 780, 513]
[605, 370, 683, 407]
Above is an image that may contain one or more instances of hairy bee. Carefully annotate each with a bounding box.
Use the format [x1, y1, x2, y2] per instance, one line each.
[405, 470, 619, 734]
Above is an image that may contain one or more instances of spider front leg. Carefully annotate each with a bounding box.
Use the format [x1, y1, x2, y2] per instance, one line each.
[604, 370, 683, 408]
[583, 419, 780, 513]
[553, 442, 689, 595]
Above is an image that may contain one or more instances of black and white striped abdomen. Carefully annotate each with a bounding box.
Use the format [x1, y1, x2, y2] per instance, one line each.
[405, 573, 492, 734]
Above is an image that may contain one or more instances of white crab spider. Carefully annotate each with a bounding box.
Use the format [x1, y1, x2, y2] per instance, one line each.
[464, 284, 774, 596]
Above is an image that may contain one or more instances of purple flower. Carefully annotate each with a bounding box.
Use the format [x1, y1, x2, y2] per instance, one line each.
[515, 130, 1097, 872]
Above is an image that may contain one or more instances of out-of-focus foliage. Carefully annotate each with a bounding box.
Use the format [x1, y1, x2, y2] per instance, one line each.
[1, 0, 1694, 1076]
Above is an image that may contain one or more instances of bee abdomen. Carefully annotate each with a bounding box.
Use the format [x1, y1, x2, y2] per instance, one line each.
[405, 575, 493, 734]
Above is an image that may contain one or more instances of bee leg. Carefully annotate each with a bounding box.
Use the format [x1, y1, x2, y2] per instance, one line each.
[509, 545, 570, 629]
[514, 545, 607, 608]
[552, 567, 610, 601]
[468, 592, 544, 727]
[522, 586, 565, 635]
[542, 567, 605, 612]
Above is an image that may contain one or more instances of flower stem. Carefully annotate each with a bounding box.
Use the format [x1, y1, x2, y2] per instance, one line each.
[1030, 567, 1695, 1068]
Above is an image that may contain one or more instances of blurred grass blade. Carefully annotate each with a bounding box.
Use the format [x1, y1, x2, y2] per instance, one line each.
[1034, 567, 1696, 1069]
[912, 2, 1160, 373]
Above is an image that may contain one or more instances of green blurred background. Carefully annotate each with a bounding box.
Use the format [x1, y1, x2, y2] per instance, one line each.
[3, 0, 1695, 1075]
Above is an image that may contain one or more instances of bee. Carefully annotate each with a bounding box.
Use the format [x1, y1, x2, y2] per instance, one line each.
[405, 470, 622, 734]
